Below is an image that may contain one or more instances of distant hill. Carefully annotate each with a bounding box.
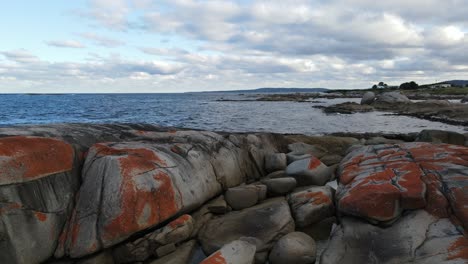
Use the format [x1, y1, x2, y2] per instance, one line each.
[421, 80, 468, 87]
[191, 87, 329, 94]
[443, 80, 468, 86]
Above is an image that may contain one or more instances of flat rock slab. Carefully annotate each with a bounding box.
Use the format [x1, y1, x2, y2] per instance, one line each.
[337, 142, 468, 229]
[198, 197, 295, 256]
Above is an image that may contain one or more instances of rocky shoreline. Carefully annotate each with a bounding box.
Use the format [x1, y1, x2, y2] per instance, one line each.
[322, 91, 468, 126]
[0, 124, 467, 264]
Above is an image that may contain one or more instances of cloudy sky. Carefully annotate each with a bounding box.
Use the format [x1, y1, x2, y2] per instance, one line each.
[1, 0, 467, 93]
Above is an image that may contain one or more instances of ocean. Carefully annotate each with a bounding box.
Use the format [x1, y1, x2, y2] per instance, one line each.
[0, 93, 465, 134]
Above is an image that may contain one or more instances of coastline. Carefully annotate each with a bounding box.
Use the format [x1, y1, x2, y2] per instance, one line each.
[0, 123, 467, 263]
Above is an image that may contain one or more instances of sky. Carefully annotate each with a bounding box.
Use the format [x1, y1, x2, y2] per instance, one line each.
[0, 0, 467, 93]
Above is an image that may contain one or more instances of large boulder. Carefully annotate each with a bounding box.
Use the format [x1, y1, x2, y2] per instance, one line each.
[200, 240, 256, 264]
[416, 129, 466, 146]
[0, 136, 79, 264]
[337, 143, 468, 230]
[286, 157, 332, 186]
[321, 210, 468, 263]
[376, 91, 411, 104]
[56, 132, 271, 258]
[361, 91, 376, 105]
[198, 198, 295, 258]
[461, 95, 468, 103]
[288, 186, 334, 227]
[269, 232, 316, 264]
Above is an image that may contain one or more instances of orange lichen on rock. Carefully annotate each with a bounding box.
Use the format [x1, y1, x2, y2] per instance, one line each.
[449, 186, 468, 231]
[102, 170, 180, 243]
[447, 237, 468, 260]
[200, 251, 227, 264]
[98, 144, 179, 244]
[308, 157, 322, 170]
[0, 136, 74, 184]
[339, 181, 400, 221]
[168, 214, 191, 229]
[338, 143, 468, 224]
[297, 190, 332, 206]
[34, 212, 47, 222]
[422, 173, 449, 218]
[93, 143, 167, 167]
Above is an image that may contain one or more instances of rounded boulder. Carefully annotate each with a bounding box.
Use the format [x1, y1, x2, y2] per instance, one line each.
[269, 232, 316, 264]
[360, 91, 376, 105]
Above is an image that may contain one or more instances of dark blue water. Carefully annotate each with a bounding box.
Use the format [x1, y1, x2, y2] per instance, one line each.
[0, 93, 465, 134]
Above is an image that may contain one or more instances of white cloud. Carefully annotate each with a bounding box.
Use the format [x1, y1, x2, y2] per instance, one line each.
[3, 1, 468, 92]
[79, 33, 125, 47]
[46, 40, 86, 48]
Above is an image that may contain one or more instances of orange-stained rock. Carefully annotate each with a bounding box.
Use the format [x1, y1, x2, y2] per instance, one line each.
[58, 140, 228, 258]
[288, 186, 334, 227]
[337, 142, 468, 228]
[200, 240, 256, 264]
[447, 237, 468, 261]
[0, 136, 78, 264]
[0, 136, 74, 184]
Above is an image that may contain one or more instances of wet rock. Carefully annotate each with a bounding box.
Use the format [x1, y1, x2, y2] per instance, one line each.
[200, 240, 256, 264]
[112, 214, 194, 263]
[416, 129, 466, 146]
[262, 177, 297, 196]
[198, 198, 295, 257]
[286, 157, 332, 186]
[461, 95, 468, 103]
[375, 91, 411, 104]
[0, 136, 79, 264]
[321, 210, 468, 263]
[337, 143, 468, 229]
[265, 153, 287, 173]
[269, 232, 316, 264]
[324, 102, 374, 114]
[288, 186, 335, 227]
[225, 184, 266, 210]
[361, 91, 376, 105]
[149, 240, 198, 264]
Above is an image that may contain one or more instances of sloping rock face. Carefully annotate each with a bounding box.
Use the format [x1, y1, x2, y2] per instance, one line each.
[322, 142, 468, 263]
[57, 131, 274, 258]
[0, 136, 79, 264]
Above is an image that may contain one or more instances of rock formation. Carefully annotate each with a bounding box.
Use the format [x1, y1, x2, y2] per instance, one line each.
[0, 124, 466, 263]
